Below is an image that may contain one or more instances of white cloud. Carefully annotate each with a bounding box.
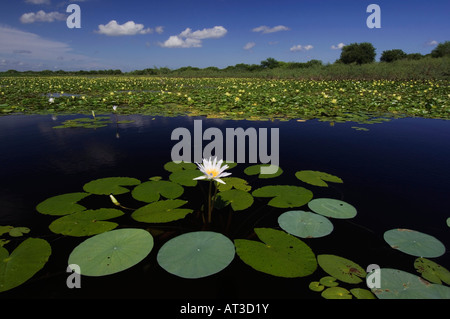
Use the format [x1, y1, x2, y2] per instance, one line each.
[155, 26, 164, 34]
[96, 20, 153, 36]
[331, 42, 345, 50]
[0, 25, 100, 70]
[25, 0, 51, 4]
[243, 42, 256, 50]
[290, 44, 313, 52]
[252, 25, 290, 34]
[20, 10, 66, 23]
[425, 40, 438, 46]
[160, 26, 227, 48]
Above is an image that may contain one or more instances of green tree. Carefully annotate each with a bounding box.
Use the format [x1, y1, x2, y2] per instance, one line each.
[380, 49, 407, 62]
[260, 57, 280, 69]
[430, 41, 450, 58]
[339, 42, 376, 65]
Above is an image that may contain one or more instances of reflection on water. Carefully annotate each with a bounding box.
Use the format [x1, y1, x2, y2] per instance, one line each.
[0, 114, 449, 298]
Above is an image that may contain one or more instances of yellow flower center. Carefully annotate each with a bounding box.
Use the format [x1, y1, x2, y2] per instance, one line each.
[205, 168, 220, 178]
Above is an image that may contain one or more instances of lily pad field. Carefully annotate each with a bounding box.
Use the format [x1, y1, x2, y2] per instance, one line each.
[0, 76, 449, 300]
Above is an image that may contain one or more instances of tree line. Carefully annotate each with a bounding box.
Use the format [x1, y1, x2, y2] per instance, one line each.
[2, 41, 448, 76]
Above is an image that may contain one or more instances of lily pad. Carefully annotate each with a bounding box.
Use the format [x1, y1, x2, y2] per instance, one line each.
[163, 161, 197, 172]
[309, 281, 324, 292]
[169, 169, 203, 186]
[317, 254, 366, 284]
[131, 199, 193, 223]
[234, 228, 317, 278]
[0, 238, 51, 292]
[244, 164, 283, 178]
[131, 180, 184, 203]
[372, 268, 450, 299]
[215, 189, 254, 211]
[8, 227, 31, 237]
[320, 276, 339, 287]
[217, 177, 251, 192]
[295, 170, 343, 187]
[157, 231, 235, 279]
[67, 228, 154, 277]
[278, 210, 334, 238]
[36, 192, 90, 216]
[414, 257, 450, 285]
[49, 208, 124, 237]
[83, 177, 141, 195]
[252, 185, 313, 208]
[383, 228, 446, 258]
[350, 288, 376, 299]
[308, 198, 357, 219]
[321, 287, 352, 299]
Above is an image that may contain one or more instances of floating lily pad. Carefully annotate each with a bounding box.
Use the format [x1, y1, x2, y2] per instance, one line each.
[278, 210, 334, 238]
[218, 177, 251, 192]
[320, 276, 339, 287]
[317, 254, 366, 284]
[131, 199, 193, 223]
[244, 164, 283, 178]
[383, 228, 446, 258]
[414, 257, 450, 285]
[234, 228, 317, 278]
[163, 161, 197, 172]
[372, 268, 450, 299]
[157, 231, 235, 279]
[321, 287, 352, 299]
[36, 192, 90, 216]
[169, 169, 203, 186]
[308, 198, 357, 219]
[309, 281, 324, 292]
[295, 170, 343, 187]
[0, 226, 30, 237]
[215, 189, 254, 211]
[350, 288, 376, 299]
[49, 208, 124, 237]
[252, 185, 313, 208]
[0, 238, 51, 292]
[68, 228, 154, 277]
[131, 180, 184, 203]
[83, 177, 141, 195]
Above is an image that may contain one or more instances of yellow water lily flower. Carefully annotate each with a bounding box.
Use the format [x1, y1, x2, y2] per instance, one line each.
[193, 157, 231, 184]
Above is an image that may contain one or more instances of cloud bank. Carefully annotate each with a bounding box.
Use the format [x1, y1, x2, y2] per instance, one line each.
[96, 20, 154, 36]
[160, 26, 227, 48]
[290, 44, 313, 52]
[20, 10, 66, 23]
[252, 25, 290, 34]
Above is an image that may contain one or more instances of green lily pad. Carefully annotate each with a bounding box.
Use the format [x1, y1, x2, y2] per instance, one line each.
[383, 228, 446, 258]
[295, 170, 343, 187]
[447, 217, 450, 227]
[215, 189, 254, 211]
[372, 268, 450, 299]
[217, 177, 251, 192]
[414, 257, 450, 285]
[350, 288, 376, 299]
[163, 161, 197, 172]
[317, 254, 366, 284]
[157, 231, 235, 279]
[131, 180, 184, 203]
[0, 238, 51, 292]
[309, 281, 325, 292]
[8, 227, 30, 237]
[131, 199, 193, 223]
[67, 228, 154, 277]
[308, 198, 357, 219]
[36, 192, 90, 216]
[234, 228, 317, 278]
[252, 185, 313, 208]
[169, 169, 203, 186]
[244, 164, 283, 178]
[83, 177, 141, 195]
[278, 210, 334, 238]
[320, 276, 339, 287]
[321, 287, 352, 299]
[49, 208, 124, 237]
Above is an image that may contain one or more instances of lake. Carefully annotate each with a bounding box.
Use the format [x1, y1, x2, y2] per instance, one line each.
[0, 113, 449, 299]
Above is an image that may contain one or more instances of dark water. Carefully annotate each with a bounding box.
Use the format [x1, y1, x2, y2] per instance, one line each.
[0, 114, 449, 299]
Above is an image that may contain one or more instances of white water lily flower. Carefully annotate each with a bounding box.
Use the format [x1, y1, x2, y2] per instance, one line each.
[193, 157, 231, 184]
[113, 105, 118, 112]
[48, 97, 54, 103]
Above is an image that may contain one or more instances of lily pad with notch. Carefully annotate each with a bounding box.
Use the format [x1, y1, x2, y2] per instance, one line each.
[157, 231, 235, 279]
[217, 177, 251, 192]
[317, 254, 366, 284]
[169, 169, 204, 187]
[83, 177, 141, 195]
[252, 185, 313, 208]
[414, 257, 450, 285]
[308, 198, 357, 219]
[67, 228, 154, 277]
[234, 228, 317, 278]
[36, 192, 90, 216]
[215, 189, 254, 211]
[244, 164, 283, 179]
[131, 180, 184, 203]
[131, 199, 193, 223]
[278, 210, 334, 238]
[295, 170, 343, 187]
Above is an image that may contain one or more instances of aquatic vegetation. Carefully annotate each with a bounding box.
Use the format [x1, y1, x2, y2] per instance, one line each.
[0, 77, 448, 122]
[0, 159, 448, 299]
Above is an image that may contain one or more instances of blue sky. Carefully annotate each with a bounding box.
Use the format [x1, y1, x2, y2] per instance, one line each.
[0, 0, 448, 71]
